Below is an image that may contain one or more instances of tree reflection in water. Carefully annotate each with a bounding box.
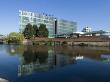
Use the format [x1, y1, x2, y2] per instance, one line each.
[5, 45, 110, 77]
[18, 46, 75, 76]
[22, 50, 48, 65]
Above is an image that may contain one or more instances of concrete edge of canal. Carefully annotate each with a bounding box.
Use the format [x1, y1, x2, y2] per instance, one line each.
[0, 78, 9, 82]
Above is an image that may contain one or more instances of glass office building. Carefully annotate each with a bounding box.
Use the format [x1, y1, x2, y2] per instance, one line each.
[19, 10, 77, 38]
[57, 19, 77, 35]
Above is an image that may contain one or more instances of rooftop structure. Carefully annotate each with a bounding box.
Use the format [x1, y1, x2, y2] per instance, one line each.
[82, 27, 92, 32]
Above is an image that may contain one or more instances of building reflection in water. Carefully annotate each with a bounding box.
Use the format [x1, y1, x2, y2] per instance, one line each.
[17, 47, 81, 77]
[101, 54, 110, 63]
[4, 45, 110, 77]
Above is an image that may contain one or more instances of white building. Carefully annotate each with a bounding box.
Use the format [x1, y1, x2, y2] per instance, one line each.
[82, 27, 92, 32]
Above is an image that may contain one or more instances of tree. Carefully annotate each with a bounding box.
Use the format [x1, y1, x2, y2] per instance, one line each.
[38, 24, 49, 37]
[6, 32, 24, 44]
[23, 23, 35, 39]
[33, 25, 39, 37]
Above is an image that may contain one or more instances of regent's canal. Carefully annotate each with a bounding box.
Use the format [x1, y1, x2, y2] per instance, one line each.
[0, 45, 110, 82]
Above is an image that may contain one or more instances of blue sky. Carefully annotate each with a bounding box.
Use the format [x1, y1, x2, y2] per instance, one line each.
[0, 0, 110, 34]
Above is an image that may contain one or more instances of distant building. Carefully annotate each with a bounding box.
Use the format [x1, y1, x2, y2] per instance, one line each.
[0, 35, 5, 44]
[82, 27, 92, 32]
[103, 31, 110, 38]
[19, 10, 77, 38]
[0, 34, 4, 39]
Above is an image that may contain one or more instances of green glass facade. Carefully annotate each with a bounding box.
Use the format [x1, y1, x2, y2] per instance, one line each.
[19, 10, 77, 38]
[57, 19, 77, 35]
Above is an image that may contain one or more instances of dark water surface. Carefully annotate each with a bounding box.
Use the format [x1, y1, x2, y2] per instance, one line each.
[0, 45, 110, 82]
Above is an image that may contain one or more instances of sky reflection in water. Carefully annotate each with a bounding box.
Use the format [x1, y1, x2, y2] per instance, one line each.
[0, 45, 110, 82]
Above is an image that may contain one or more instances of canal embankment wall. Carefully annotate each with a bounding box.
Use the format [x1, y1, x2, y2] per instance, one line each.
[22, 38, 110, 47]
[68, 42, 110, 47]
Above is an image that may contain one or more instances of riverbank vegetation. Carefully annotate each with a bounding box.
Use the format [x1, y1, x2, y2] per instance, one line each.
[4, 23, 49, 44]
[6, 32, 24, 44]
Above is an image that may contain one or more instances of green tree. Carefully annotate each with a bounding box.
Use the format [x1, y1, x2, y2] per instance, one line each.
[33, 25, 39, 37]
[23, 23, 35, 39]
[6, 32, 24, 44]
[38, 24, 49, 37]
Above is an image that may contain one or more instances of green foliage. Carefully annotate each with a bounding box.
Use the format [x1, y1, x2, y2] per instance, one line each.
[6, 32, 24, 44]
[23, 23, 49, 39]
[33, 25, 39, 37]
[23, 23, 35, 39]
[38, 24, 49, 37]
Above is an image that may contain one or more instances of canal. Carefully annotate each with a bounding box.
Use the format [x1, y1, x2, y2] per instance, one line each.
[0, 45, 110, 82]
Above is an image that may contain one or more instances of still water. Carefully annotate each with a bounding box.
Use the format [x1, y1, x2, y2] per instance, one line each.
[0, 45, 110, 82]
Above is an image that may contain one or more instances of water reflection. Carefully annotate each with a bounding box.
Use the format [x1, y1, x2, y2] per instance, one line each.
[5, 45, 24, 55]
[4, 45, 110, 77]
[16, 46, 76, 76]
[101, 54, 110, 63]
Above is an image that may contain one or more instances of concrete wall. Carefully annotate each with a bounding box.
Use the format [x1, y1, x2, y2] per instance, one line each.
[23, 38, 110, 47]
[23, 39, 33, 45]
[71, 42, 110, 47]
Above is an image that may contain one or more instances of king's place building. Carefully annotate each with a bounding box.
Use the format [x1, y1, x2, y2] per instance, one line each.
[19, 10, 77, 38]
